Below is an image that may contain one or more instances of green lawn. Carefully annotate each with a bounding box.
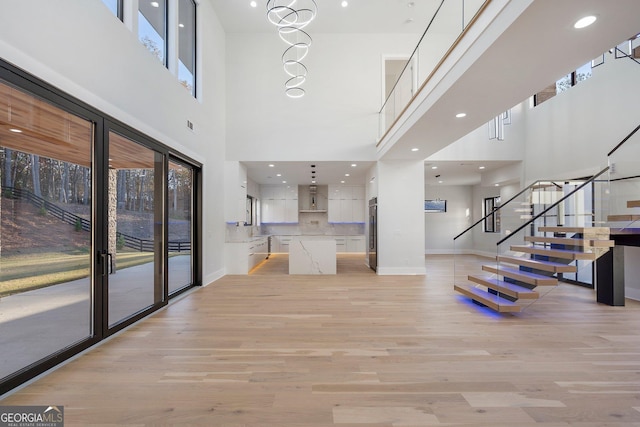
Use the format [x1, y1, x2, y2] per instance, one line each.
[0, 250, 157, 297]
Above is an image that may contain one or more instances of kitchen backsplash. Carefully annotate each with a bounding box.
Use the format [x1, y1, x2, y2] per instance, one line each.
[262, 212, 364, 236]
[225, 212, 365, 240]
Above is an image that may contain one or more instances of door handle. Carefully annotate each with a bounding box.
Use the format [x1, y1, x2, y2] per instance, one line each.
[99, 250, 114, 276]
[106, 252, 113, 274]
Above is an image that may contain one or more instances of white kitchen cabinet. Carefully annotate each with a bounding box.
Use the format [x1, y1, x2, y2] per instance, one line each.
[273, 235, 293, 253]
[347, 236, 366, 252]
[225, 236, 268, 274]
[335, 236, 347, 252]
[224, 161, 248, 223]
[262, 199, 285, 223]
[328, 184, 365, 223]
[260, 185, 298, 223]
[352, 198, 366, 223]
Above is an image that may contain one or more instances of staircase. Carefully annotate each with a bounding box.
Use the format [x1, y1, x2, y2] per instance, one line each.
[454, 226, 614, 312]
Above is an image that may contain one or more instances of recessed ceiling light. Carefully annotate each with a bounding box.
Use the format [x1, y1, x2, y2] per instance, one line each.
[150, 1, 159, 7]
[250, 1, 257, 7]
[9, 128, 22, 133]
[351, 163, 357, 167]
[574, 15, 596, 29]
[341, 1, 348, 7]
[312, 180, 316, 184]
[341, 180, 345, 184]
[276, 173, 282, 177]
[479, 166, 485, 170]
[495, 183, 500, 187]
[268, 164, 275, 167]
[438, 180, 443, 184]
[411, 148, 419, 152]
[456, 113, 467, 118]
[282, 180, 287, 184]
[431, 166, 438, 170]
[345, 173, 350, 177]
[405, 18, 414, 24]
[179, 23, 184, 28]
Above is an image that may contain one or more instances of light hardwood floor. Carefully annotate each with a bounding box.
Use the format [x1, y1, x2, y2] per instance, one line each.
[3, 254, 640, 426]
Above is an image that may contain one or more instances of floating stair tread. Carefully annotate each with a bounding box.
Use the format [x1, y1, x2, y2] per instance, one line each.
[468, 275, 539, 299]
[538, 226, 610, 235]
[454, 284, 521, 313]
[607, 214, 640, 222]
[627, 200, 640, 208]
[482, 264, 558, 286]
[524, 236, 615, 247]
[510, 245, 597, 261]
[497, 255, 577, 273]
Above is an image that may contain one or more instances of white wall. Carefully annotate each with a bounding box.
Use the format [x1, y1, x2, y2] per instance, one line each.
[427, 102, 526, 163]
[424, 185, 473, 254]
[0, 0, 227, 284]
[624, 246, 640, 301]
[469, 183, 520, 257]
[225, 32, 416, 162]
[521, 57, 640, 182]
[377, 160, 425, 274]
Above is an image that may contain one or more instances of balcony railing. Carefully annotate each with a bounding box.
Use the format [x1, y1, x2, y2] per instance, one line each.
[378, 0, 490, 140]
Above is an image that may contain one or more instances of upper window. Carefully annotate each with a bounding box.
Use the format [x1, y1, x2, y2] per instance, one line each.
[138, 0, 167, 66]
[178, 0, 196, 96]
[534, 61, 592, 106]
[101, 0, 122, 20]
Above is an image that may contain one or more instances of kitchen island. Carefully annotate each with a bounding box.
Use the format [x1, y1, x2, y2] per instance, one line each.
[289, 236, 337, 274]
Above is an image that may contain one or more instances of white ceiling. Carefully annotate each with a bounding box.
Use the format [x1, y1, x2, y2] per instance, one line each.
[210, 0, 444, 34]
[244, 160, 374, 186]
[424, 160, 516, 186]
[213, 0, 640, 187]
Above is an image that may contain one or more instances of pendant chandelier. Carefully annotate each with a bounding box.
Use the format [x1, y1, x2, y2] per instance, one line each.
[266, 0, 318, 98]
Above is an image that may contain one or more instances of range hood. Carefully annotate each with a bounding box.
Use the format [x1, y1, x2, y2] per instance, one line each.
[299, 185, 327, 212]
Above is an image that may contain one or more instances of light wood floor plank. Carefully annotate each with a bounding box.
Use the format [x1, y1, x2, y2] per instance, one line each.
[2, 254, 640, 426]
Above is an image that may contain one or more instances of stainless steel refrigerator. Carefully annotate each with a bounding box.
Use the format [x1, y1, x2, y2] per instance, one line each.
[368, 197, 377, 272]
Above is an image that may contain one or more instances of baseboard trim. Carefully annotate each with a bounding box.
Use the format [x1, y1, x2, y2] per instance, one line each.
[376, 266, 426, 275]
[625, 287, 640, 302]
[425, 249, 495, 259]
[204, 268, 225, 286]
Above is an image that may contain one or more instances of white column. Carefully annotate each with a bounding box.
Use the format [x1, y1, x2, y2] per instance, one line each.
[376, 160, 425, 275]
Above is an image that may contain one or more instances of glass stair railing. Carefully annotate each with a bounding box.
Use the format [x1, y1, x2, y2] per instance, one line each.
[607, 124, 640, 243]
[378, 0, 490, 139]
[454, 170, 613, 313]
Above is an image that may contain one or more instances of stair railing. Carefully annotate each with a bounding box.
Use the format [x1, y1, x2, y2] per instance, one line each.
[492, 167, 610, 310]
[378, 0, 491, 142]
[607, 123, 640, 237]
[453, 179, 575, 286]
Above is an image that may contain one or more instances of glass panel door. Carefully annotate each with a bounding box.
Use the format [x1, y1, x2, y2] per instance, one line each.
[0, 80, 94, 379]
[107, 131, 164, 328]
[168, 159, 193, 294]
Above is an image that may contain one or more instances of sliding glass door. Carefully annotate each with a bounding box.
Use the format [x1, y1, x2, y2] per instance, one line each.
[0, 79, 94, 380]
[168, 159, 194, 294]
[0, 60, 201, 395]
[106, 130, 165, 329]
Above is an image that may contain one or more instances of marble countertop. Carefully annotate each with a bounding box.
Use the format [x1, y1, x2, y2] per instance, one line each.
[226, 236, 270, 243]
